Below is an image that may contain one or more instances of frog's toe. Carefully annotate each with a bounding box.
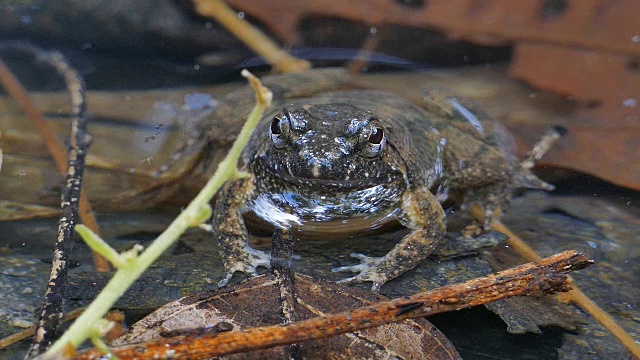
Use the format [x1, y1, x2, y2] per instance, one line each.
[245, 246, 271, 269]
[332, 253, 388, 292]
[217, 273, 235, 288]
[218, 247, 271, 287]
[331, 253, 380, 273]
[461, 221, 484, 238]
[335, 271, 388, 292]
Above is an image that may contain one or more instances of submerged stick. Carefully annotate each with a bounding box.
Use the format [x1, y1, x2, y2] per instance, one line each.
[471, 206, 640, 359]
[76, 250, 591, 359]
[0, 43, 109, 272]
[192, 0, 310, 73]
[271, 229, 301, 359]
[0, 308, 85, 352]
[23, 50, 93, 358]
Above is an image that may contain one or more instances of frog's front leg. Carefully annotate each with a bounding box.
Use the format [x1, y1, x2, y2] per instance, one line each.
[211, 175, 270, 287]
[333, 186, 446, 292]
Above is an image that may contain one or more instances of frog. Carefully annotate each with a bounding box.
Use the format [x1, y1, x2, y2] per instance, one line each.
[166, 68, 560, 292]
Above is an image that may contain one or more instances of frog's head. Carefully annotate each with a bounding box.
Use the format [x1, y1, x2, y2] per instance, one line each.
[256, 104, 398, 188]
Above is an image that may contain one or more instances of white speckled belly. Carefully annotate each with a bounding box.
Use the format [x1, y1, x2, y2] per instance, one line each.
[245, 183, 403, 231]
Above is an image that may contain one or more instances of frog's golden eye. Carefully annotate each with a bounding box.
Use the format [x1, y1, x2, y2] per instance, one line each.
[361, 126, 386, 158]
[270, 110, 290, 149]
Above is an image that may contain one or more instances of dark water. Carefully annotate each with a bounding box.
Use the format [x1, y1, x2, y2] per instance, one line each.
[0, 7, 638, 359]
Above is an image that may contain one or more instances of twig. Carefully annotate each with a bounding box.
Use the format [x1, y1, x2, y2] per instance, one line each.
[75, 250, 590, 359]
[347, 32, 380, 75]
[42, 70, 273, 358]
[192, 0, 310, 73]
[271, 228, 301, 359]
[0, 44, 110, 272]
[471, 206, 640, 359]
[18, 49, 94, 357]
[0, 308, 85, 351]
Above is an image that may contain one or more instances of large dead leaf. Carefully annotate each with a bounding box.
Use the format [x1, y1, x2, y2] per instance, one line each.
[114, 274, 462, 359]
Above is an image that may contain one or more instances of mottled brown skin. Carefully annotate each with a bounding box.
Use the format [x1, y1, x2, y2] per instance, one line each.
[170, 69, 552, 291]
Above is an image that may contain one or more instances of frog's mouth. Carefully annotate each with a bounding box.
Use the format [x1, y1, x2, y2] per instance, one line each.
[276, 171, 382, 189]
[261, 165, 384, 190]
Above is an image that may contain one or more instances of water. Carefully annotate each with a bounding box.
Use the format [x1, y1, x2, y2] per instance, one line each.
[0, 4, 639, 359]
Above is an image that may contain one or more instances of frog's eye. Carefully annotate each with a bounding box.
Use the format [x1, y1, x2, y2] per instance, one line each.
[270, 111, 290, 149]
[361, 126, 386, 158]
[368, 127, 384, 144]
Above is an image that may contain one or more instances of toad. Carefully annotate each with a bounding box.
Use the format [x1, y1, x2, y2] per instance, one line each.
[168, 69, 561, 291]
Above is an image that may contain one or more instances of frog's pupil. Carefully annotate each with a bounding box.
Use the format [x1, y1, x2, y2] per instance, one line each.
[368, 127, 384, 144]
[271, 117, 282, 135]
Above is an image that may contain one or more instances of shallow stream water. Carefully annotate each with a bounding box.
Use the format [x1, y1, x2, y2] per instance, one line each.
[0, 7, 638, 359]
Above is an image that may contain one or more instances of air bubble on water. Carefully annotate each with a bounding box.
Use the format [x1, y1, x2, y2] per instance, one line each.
[144, 135, 157, 143]
[125, 95, 131, 101]
[194, 64, 200, 70]
[205, 21, 213, 28]
[622, 98, 637, 108]
[237, 12, 245, 19]
[529, 93, 538, 98]
[632, 35, 640, 43]
[82, 42, 92, 50]
[370, 27, 377, 35]
[183, 93, 215, 111]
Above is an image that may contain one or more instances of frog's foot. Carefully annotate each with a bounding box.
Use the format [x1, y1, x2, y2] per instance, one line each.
[218, 246, 271, 287]
[461, 182, 511, 232]
[461, 199, 500, 233]
[461, 220, 484, 238]
[332, 253, 389, 292]
[520, 125, 567, 171]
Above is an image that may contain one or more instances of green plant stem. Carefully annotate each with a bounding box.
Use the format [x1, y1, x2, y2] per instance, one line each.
[44, 71, 272, 357]
[75, 225, 125, 268]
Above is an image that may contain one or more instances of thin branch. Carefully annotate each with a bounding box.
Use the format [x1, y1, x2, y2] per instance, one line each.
[0, 308, 85, 351]
[471, 205, 640, 359]
[75, 250, 591, 359]
[16, 48, 94, 357]
[271, 229, 301, 359]
[192, 0, 310, 73]
[0, 43, 110, 272]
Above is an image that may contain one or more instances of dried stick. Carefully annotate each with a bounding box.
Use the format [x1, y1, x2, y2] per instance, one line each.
[271, 228, 301, 359]
[10, 49, 95, 357]
[471, 206, 640, 359]
[192, 0, 310, 73]
[0, 308, 85, 351]
[0, 45, 110, 272]
[75, 250, 590, 359]
[347, 32, 380, 75]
